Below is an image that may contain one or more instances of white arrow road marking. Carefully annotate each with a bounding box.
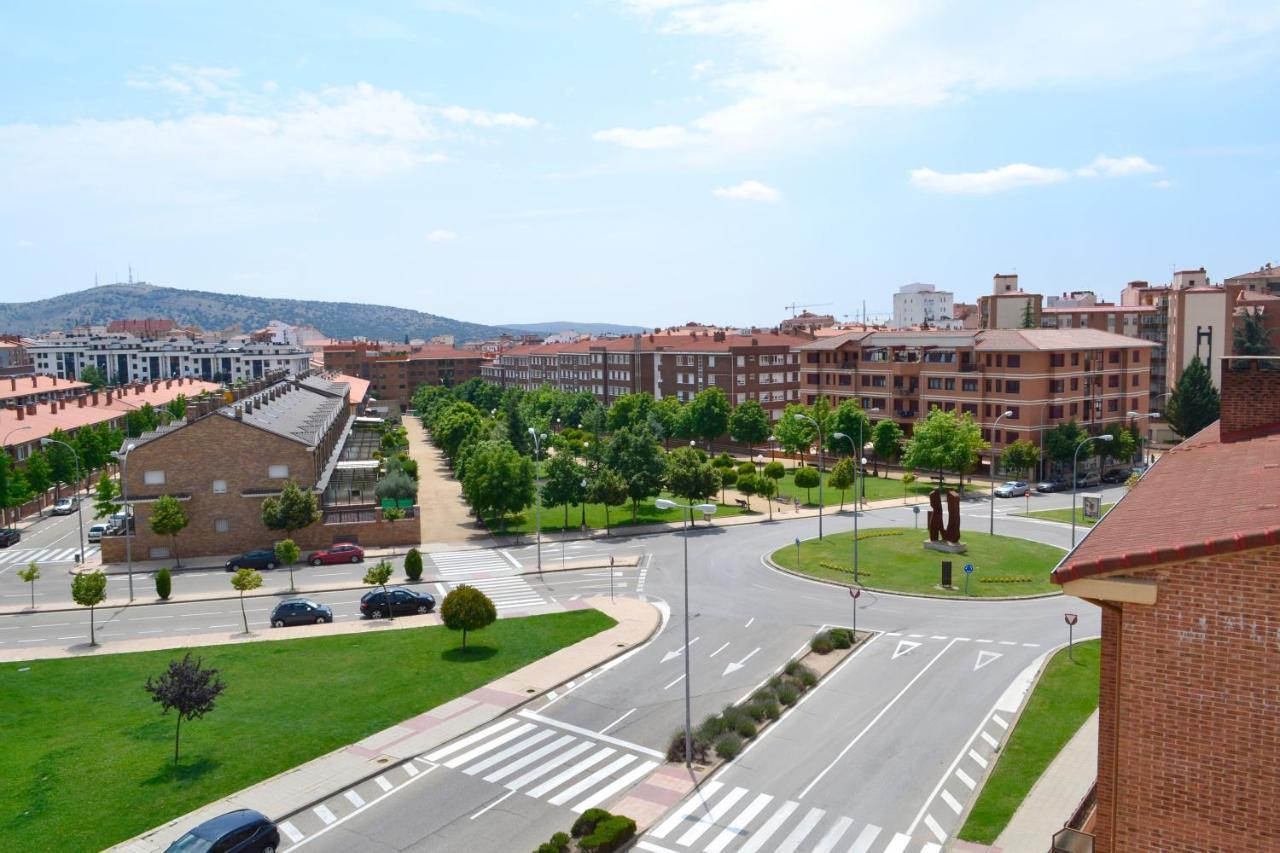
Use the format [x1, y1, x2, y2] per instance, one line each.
[974, 650, 1003, 671]
[661, 636, 700, 663]
[722, 647, 761, 676]
[892, 640, 921, 660]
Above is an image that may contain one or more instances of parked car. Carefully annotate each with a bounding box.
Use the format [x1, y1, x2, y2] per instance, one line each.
[1035, 480, 1068, 493]
[993, 480, 1030, 498]
[51, 497, 79, 515]
[164, 809, 279, 853]
[307, 542, 364, 566]
[270, 598, 334, 627]
[1130, 464, 1150, 477]
[1100, 469, 1129, 484]
[225, 549, 278, 572]
[1075, 471, 1101, 488]
[0, 528, 19, 547]
[360, 586, 435, 618]
[87, 523, 108, 543]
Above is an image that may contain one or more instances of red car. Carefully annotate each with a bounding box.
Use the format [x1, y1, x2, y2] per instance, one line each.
[307, 543, 364, 566]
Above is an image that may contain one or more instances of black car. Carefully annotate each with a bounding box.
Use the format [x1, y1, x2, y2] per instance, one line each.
[270, 598, 334, 627]
[1035, 480, 1068, 493]
[0, 528, 19, 548]
[360, 586, 435, 618]
[1101, 469, 1129, 484]
[164, 808, 279, 853]
[225, 549, 278, 572]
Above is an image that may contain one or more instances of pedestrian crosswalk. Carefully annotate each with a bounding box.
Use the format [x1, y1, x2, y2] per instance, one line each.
[639, 782, 940, 853]
[427, 548, 548, 612]
[275, 755, 433, 849]
[0, 545, 100, 567]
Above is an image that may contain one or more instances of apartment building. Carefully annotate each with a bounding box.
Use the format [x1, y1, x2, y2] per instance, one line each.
[482, 329, 812, 417]
[28, 333, 313, 385]
[977, 274, 1043, 329]
[0, 335, 32, 375]
[1053, 359, 1280, 853]
[892, 282, 958, 329]
[798, 328, 1154, 475]
[321, 342, 486, 409]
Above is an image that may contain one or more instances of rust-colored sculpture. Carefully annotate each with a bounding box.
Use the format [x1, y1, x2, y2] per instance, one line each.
[927, 489, 944, 541]
[926, 488, 962, 544]
[945, 490, 961, 543]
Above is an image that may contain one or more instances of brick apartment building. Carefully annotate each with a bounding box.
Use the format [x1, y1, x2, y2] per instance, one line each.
[1053, 357, 1280, 853]
[797, 328, 1154, 476]
[321, 341, 485, 410]
[105, 371, 415, 561]
[481, 329, 812, 418]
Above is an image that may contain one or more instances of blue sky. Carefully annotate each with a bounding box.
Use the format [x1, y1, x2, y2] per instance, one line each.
[3, 1, 1279, 329]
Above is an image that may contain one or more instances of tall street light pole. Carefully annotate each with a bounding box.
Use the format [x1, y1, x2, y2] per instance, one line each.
[655, 497, 717, 768]
[110, 443, 137, 600]
[40, 436, 85, 564]
[527, 427, 547, 574]
[832, 431, 862, 583]
[990, 409, 1014, 534]
[1072, 434, 1112, 547]
[797, 414, 824, 539]
[856, 407, 879, 508]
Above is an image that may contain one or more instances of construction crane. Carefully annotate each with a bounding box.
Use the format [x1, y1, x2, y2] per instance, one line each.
[784, 301, 834, 317]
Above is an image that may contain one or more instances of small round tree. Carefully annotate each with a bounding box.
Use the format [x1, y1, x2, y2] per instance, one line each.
[230, 568, 263, 633]
[155, 567, 172, 600]
[794, 466, 820, 505]
[441, 584, 497, 649]
[404, 548, 423, 581]
[71, 570, 108, 645]
[736, 473, 757, 511]
[17, 561, 40, 610]
[829, 458, 855, 511]
[274, 538, 301, 592]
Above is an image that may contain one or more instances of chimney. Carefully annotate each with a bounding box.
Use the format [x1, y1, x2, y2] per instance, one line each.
[26, 403, 36, 416]
[15, 406, 22, 421]
[91, 391, 99, 406]
[234, 405, 243, 420]
[78, 396, 86, 408]
[49, 402, 57, 415]
[106, 390, 113, 404]
[8, 378, 14, 391]
[165, 379, 171, 389]
[59, 399, 65, 411]
[152, 381, 159, 392]
[31, 376, 37, 388]
[1219, 358, 1280, 441]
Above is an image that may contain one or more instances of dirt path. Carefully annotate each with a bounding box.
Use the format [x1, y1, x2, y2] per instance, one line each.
[403, 417, 492, 546]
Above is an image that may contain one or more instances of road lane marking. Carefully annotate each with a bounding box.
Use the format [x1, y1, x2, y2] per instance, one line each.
[505, 741, 594, 791]
[343, 790, 365, 808]
[549, 753, 637, 807]
[810, 815, 853, 853]
[648, 781, 725, 839]
[676, 785, 749, 847]
[374, 776, 392, 792]
[468, 789, 515, 820]
[709, 641, 730, 658]
[525, 747, 615, 799]
[661, 636, 700, 663]
[284, 764, 438, 850]
[923, 813, 947, 842]
[775, 806, 825, 853]
[892, 640, 921, 659]
[312, 805, 336, 825]
[278, 821, 303, 843]
[424, 717, 520, 763]
[744, 617, 755, 628]
[735, 799, 798, 853]
[444, 723, 537, 769]
[992, 714, 1009, 729]
[974, 651, 1002, 671]
[955, 768, 976, 789]
[571, 757, 659, 813]
[940, 789, 963, 814]
[516, 710, 666, 759]
[704, 792, 773, 853]
[884, 831, 915, 852]
[722, 647, 761, 676]
[981, 730, 999, 748]
[403, 762, 419, 776]
[663, 673, 685, 690]
[968, 749, 988, 768]
[463, 729, 555, 776]
[599, 708, 636, 735]
[847, 823, 883, 852]
[487, 735, 574, 784]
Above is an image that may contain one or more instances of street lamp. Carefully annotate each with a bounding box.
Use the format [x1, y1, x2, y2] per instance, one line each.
[796, 414, 825, 539]
[990, 410, 1015, 535]
[110, 443, 138, 600]
[528, 427, 548, 573]
[1071, 434, 1112, 547]
[655, 497, 717, 768]
[40, 436, 85, 564]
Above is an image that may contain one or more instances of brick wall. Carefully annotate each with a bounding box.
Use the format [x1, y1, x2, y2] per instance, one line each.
[1220, 359, 1280, 441]
[1094, 545, 1280, 852]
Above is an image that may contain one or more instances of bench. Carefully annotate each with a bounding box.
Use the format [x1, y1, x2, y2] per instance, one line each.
[734, 498, 749, 508]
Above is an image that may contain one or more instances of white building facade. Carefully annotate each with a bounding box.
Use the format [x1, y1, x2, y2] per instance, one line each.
[892, 283, 958, 329]
[28, 334, 313, 385]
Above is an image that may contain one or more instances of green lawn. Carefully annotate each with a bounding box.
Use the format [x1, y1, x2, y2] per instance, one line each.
[764, 468, 945, 508]
[959, 640, 1101, 844]
[0, 610, 615, 853]
[1017, 503, 1115, 527]
[771, 527, 1064, 597]
[491, 491, 748, 535]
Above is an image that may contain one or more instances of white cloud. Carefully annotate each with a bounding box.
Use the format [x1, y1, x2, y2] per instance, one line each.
[911, 154, 1161, 194]
[426, 229, 457, 242]
[691, 59, 716, 79]
[437, 105, 538, 128]
[592, 125, 702, 149]
[16, 239, 36, 249]
[712, 179, 780, 201]
[1153, 179, 1174, 189]
[127, 65, 242, 102]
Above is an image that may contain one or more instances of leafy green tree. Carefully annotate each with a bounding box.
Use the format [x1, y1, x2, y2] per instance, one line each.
[901, 407, 989, 489]
[685, 387, 730, 449]
[274, 539, 301, 592]
[363, 560, 395, 619]
[871, 419, 905, 476]
[150, 495, 189, 567]
[78, 363, 107, 391]
[71, 570, 107, 645]
[75, 426, 106, 473]
[649, 396, 685, 447]
[1020, 300, 1036, 328]
[1096, 424, 1137, 465]
[44, 429, 79, 497]
[606, 425, 667, 521]
[93, 472, 119, 520]
[762, 460, 786, 492]
[500, 393, 531, 457]
[1233, 306, 1275, 357]
[736, 460, 756, 478]
[606, 393, 655, 433]
[773, 404, 816, 468]
[144, 653, 226, 767]
[17, 561, 39, 609]
[166, 394, 188, 421]
[404, 547, 424, 581]
[542, 453, 587, 529]
[793, 466, 820, 504]
[1166, 355, 1221, 438]
[230, 568, 262, 632]
[441, 585, 497, 649]
[1044, 419, 1089, 470]
[460, 440, 535, 531]
[829, 457, 855, 510]
[433, 402, 486, 463]
[1000, 439, 1041, 482]
[375, 469, 417, 503]
[736, 473, 758, 511]
[23, 451, 52, 501]
[952, 413, 989, 492]
[727, 400, 771, 457]
[718, 467, 737, 504]
[828, 399, 870, 456]
[665, 447, 721, 523]
[261, 480, 321, 544]
[588, 467, 628, 533]
[755, 473, 778, 520]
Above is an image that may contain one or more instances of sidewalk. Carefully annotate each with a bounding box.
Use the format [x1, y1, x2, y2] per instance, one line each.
[110, 595, 661, 852]
[403, 416, 494, 547]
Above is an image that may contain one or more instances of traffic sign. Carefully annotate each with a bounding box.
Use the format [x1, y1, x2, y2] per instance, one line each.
[963, 563, 974, 574]
[849, 586, 861, 599]
[1064, 613, 1078, 625]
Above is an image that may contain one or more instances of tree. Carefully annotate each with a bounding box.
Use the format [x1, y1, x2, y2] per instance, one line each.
[1020, 299, 1036, 329]
[261, 480, 321, 545]
[274, 539, 301, 592]
[1234, 306, 1275, 357]
[736, 472, 758, 511]
[606, 393, 655, 434]
[1044, 419, 1089, 470]
[828, 400, 870, 457]
[901, 407, 989, 489]
[773, 404, 816, 468]
[794, 466, 820, 505]
[952, 413, 989, 492]
[144, 653, 226, 767]
[150, 495, 189, 567]
[685, 387, 730, 449]
[156, 567, 172, 600]
[762, 460, 786, 497]
[871, 419, 905, 476]
[23, 451, 52, 503]
[440, 584, 497, 649]
[755, 473, 778, 520]
[665, 447, 721, 523]
[93, 472, 119, 520]
[727, 400, 770, 458]
[541, 453, 587, 530]
[363, 560, 395, 620]
[75, 426, 106, 474]
[17, 561, 39, 609]
[166, 394, 188, 421]
[71, 570, 107, 645]
[461, 440, 535, 532]
[230, 568, 262, 633]
[649, 396, 685, 447]
[78, 363, 107, 391]
[1165, 355, 1221, 438]
[434, 403, 486, 463]
[44, 429, 78, 497]
[829, 458, 855, 510]
[718, 467, 738, 504]
[1000, 439, 1041, 482]
[606, 425, 667, 521]
[1095, 424, 1137, 466]
[587, 467, 628, 534]
[375, 469, 417, 503]
[404, 548, 423, 581]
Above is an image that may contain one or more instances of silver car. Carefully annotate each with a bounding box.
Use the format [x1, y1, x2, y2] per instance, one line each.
[994, 480, 1030, 497]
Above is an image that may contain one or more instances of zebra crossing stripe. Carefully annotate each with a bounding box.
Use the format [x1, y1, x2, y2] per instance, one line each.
[775, 806, 826, 853]
[278, 821, 303, 843]
[676, 786, 749, 847]
[505, 740, 595, 791]
[847, 823, 883, 853]
[735, 799, 798, 853]
[374, 775, 393, 792]
[649, 781, 725, 840]
[425, 717, 520, 763]
[570, 759, 659, 814]
[313, 805, 336, 825]
[484, 734, 575, 784]
[547, 753, 637, 807]
[525, 747, 615, 799]
[463, 729, 555, 776]
[704, 792, 774, 853]
[444, 723, 537, 769]
[810, 815, 854, 853]
[344, 790, 365, 808]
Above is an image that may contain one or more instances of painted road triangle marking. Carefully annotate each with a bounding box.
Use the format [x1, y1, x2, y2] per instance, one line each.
[892, 640, 921, 660]
[974, 650, 1003, 671]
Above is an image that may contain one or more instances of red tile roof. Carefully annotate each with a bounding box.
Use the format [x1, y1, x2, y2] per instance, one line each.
[1042, 304, 1156, 314]
[974, 328, 1157, 351]
[0, 374, 89, 402]
[1053, 422, 1280, 583]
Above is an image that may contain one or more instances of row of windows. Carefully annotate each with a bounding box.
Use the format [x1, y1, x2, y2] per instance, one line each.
[142, 465, 289, 487]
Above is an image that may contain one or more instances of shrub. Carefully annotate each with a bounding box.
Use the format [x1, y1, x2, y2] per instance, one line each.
[551, 833, 571, 850]
[751, 687, 776, 705]
[579, 815, 637, 853]
[795, 666, 819, 689]
[667, 731, 710, 764]
[768, 674, 784, 690]
[784, 659, 803, 676]
[828, 628, 853, 649]
[720, 705, 750, 730]
[696, 714, 726, 741]
[155, 568, 172, 600]
[404, 548, 423, 581]
[776, 684, 799, 705]
[810, 634, 833, 655]
[715, 733, 743, 760]
[734, 717, 758, 739]
[572, 810, 611, 838]
[762, 699, 782, 720]
[746, 702, 769, 722]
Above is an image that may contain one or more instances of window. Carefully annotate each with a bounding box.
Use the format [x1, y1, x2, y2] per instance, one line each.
[1006, 430, 1018, 443]
[268, 464, 289, 479]
[1005, 380, 1020, 394]
[1049, 404, 1064, 419]
[148, 546, 170, 559]
[143, 470, 165, 486]
[214, 518, 230, 533]
[1108, 399, 1119, 412]
[1108, 375, 1119, 388]
[1050, 379, 1065, 393]
[944, 378, 955, 391]
[1131, 374, 1140, 387]
[1007, 407, 1020, 420]
[996, 354, 1004, 367]
[1109, 350, 1120, 364]
[1071, 378, 1079, 391]
[1071, 352, 1080, 366]
[212, 480, 227, 494]
[1007, 354, 1021, 368]
[1134, 350, 1141, 363]
[927, 377, 942, 390]
[1050, 353, 1065, 367]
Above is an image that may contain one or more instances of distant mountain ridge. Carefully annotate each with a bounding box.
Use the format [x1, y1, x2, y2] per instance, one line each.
[504, 320, 647, 335]
[0, 283, 514, 343]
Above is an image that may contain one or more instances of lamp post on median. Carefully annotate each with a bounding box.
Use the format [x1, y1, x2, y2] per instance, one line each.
[655, 496, 717, 768]
[796, 414, 825, 539]
[528, 427, 548, 574]
[40, 436, 85, 564]
[990, 409, 1015, 535]
[1072, 434, 1112, 547]
[110, 443, 137, 600]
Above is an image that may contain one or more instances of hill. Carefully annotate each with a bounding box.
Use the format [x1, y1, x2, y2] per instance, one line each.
[0, 283, 513, 343]
[503, 320, 646, 335]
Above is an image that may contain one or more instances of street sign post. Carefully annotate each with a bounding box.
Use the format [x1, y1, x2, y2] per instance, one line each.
[913, 505, 921, 528]
[1065, 612, 1079, 660]
[795, 536, 801, 567]
[963, 562, 974, 596]
[610, 555, 615, 601]
[849, 585, 861, 638]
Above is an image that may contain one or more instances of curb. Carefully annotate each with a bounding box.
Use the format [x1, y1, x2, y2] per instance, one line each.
[759, 553, 1063, 602]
